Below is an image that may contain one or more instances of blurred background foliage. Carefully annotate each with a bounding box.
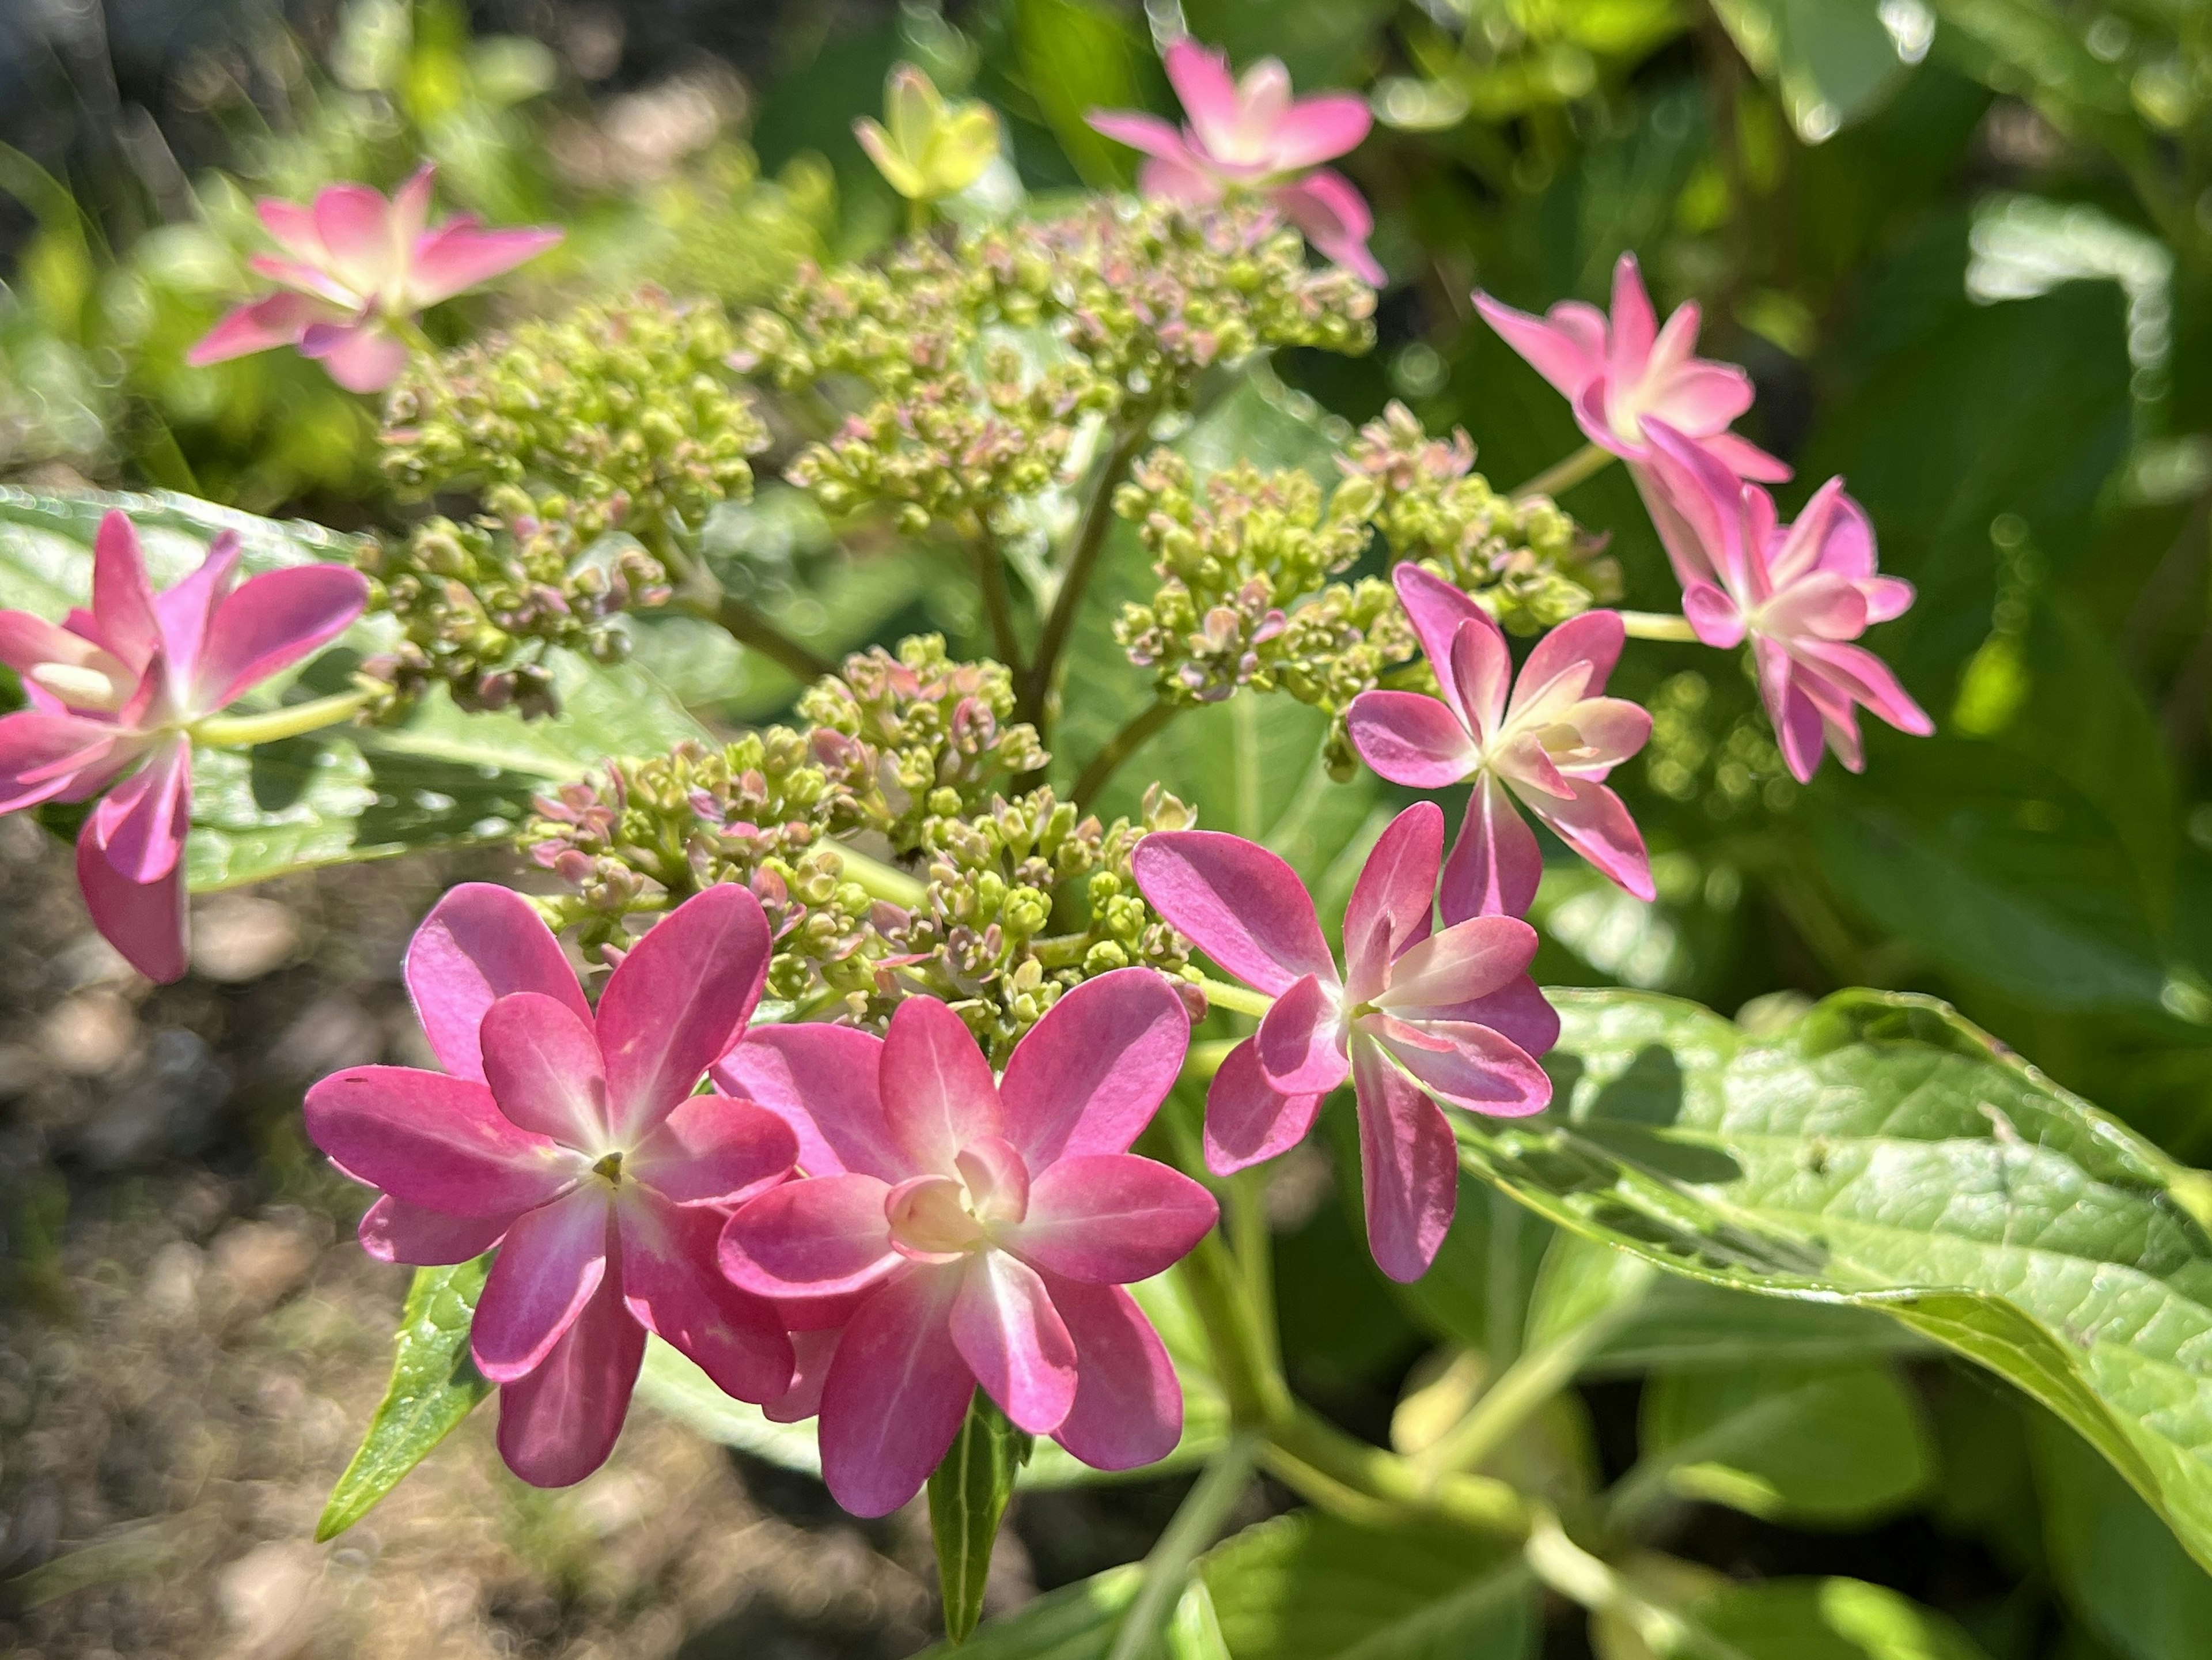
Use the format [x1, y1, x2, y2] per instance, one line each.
[8, 0, 2212, 1653]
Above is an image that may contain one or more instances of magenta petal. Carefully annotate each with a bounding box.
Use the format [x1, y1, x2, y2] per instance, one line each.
[1129, 831, 1335, 996]
[192, 564, 368, 712]
[1607, 253, 1658, 380]
[597, 884, 771, 1143]
[185, 292, 332, 365]
[619, 1190, 794, 1402]
[301, 322, 410, 393]
[471, 1188, 612, 1382]
[1521, 777, 1654, 902]
[1342, 802, 1443, 1005]
[74, 821, 187, 982]
[1440, 776, 1542, 924]
[1163, 38, 1242, 150]
[0, 712, 123, 812]
[1681, 581, 1745, 648]
[1085, 109, 1195, 164]
[1350, 1041, 1459, 1283]
[90, 511, 160, 674]
[717, 1173, 900, 1299]
[1268, 171, 1384, 285]
[1389, 565, 1497, 724]
[310, 183, 396, 293]
[712, 1024, 899, 1181]
[630, 1094, 796, 1205]
[998, 967, 1190, 1165]
[1368, 1015, 1551, 1117]
[359, 1195, 510, 1265]
[495, 1268, 644, 1487]
[480, 991, 609, 1148]
[304, 1065, 572, 1216]
[1515, 610, 1625, 716]
[764, 1326, 841, 1423]
[1203, 1039, 1324, 1174]
[951, 1251, 1077, 1436]
[1425, 976, 1560, 1060]
[407, 224, 562, 307]
[880, 995, 1003, 1175]
[1268, 94, 1371, 169]
[819, 1265, 972, 1517]
[1794, 639, 1935, 736]
[1003, 1155, 1219, 1284]
[1344, 689, 1476, 788]
[151, 537, 242, 702]
[1047, 1277, 1181, 1472]
[1472, 292, 1606, 400]
[1253, 973, 1350, 1094]
[88, 736, 190, 884]
[405, 883, 588, 1084]
[1376, 913, 1539, 1012]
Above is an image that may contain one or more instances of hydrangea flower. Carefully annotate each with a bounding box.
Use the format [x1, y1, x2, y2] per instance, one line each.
[1346, 565, 1653, 920]
[305, 883, 798, 1487]
[714, 970, 1216, 1517]
[1088, 38, 1384, 284]
[0, 511, 366, 981]
[188, 164, 562, 392]
[1641, 420, 1931, 781]
[1133, 804, 1554, 1281]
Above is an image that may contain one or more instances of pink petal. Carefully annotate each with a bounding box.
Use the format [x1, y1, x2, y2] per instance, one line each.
[358, 1195, 511, 1265]
[1367, 1014, 1552, 1116]
[0, 711, 123, 812]
[764, 1326, 841, 1423]
[619, 1189, 794, 1402]
[1641, 421, 1752, 595]
[1253, 972, 1350, 1094]
[74, 822, 186, 982]
[597, 884, 771, 1143]
[391, 164, 437, 246]
[1607, 252, 1658, 384]
[818, 1265, 974, 1517]
[90, 512, 160, 674]
[1085, 109, 1196, 164]
[1350, 1041, 1459, 1283]
[0, 610, 118, 687]
[479, 991, 609, 1148]
[1649, 360, 1755, 436]
[1799, 483, 1874, 581]
[1446, 615, 1518, 747]
[1164, 38, 1244, 156]
[1861, 575, 1915, 625]
[711, 1024, 900, 1181]
[185, 292, 335, 365]
[1513, 610, 1625, 723]
[191, 564, 368, 713]
[1002, 1155, 1219, 1284]
[951, 1250, 1077, 1436]
[1390, 565, 1495, 723]
[881, 995, 1002, 1176]
[1702, 430, 1792, 482]
[1519, 776, 1654, 902]
[1345, 689, 1476, 789]
[1342, 801, 1442, 1005]
[1551, 696, 1653, 776]
[310, 182, 399, 297]
[148, 538, 240, 708]
[86, 736, 190, 886]
[1268, 171, 1384, 285]
[1046, 1277, 1182, 1471]
[629, 1093, 796, 1205]
[1376, 913, 1539, 1012]
[1681, 581, 1745, 648]
[406, 884, 589, 1085]
[494, 1267, 643, 1487]
[1129, 831, 1335, 996]
[1793, 639, 1934, 736]
[1203, 1038, 1323, 1174]
[1268, 94, 1371, 169]
[1440, 775, 1542, 924]
[255, 196, 322, 261]
[1472, 292, 1608, 400]
[299, 322, 410, 393]
[717, 1173, 901, 1299]
[302, 1065, 573, 1216]
[997, 966, 1190, 1165]
[1758, 638, 1827, 783]
[471, 1187, 612, 1382]
[957, 1136, 1031, 1226]
[1762, 572, 1869, 643]
[1137, 150, 1229, 206]
[1422, 975, 1560, 1059]
[407, 224, 562, 308]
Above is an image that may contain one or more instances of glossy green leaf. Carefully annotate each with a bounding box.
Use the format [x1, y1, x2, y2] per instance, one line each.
[931, 1391, 1032, 1644]
[912, 1566, 1141, 1660]
[1695, 1579, 1994, 1660]
[1711, 0, 1919, 142]
[1012, 0, 1147, 188]
[317, 1258, 493, 1541]
[1457, 986, 2212, 1572]
[1632, 1360, 1933, 1526]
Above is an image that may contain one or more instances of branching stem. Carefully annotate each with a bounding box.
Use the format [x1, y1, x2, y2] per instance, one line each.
[191, 688, 374, 749]
[1104, 1432, 1262, 1660]
[708, 593, 836, 684]
[1071, 698, 1181, 807]
[1619, 611, 1700, 642]
[1022, 420, 1153, 731]
[1511, 441, 1617, 502]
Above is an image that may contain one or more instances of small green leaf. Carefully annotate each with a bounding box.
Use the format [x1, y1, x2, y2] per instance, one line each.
[930, 1391, 1033, 1644]
[317, 1258, 493, 1541]
[911, 1564, 1141, 1660]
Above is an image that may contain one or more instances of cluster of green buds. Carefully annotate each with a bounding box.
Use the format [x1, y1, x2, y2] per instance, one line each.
[1343, 400, 1620, 632]
[1641, 668, 1797, 820]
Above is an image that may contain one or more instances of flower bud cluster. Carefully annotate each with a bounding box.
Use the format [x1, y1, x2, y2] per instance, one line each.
[1641, 669, 1796, 820]
[1342, 400, 1620, 632]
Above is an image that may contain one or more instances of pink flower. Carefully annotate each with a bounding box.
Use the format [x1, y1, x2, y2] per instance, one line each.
[714, 971, 1215, 1517]
[305, 883, 799, 1487]
[1088, 38, 1384, 285]
[1641, 420, 1932, 782]
[0, 511, 366, 981]
[1132, 805, 1555, 1283]
[1345, 565, 1654, 921]
[187, 164, 561, 392]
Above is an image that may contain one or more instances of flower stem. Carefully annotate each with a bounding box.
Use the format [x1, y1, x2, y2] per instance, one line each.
[1175, 1231, 1289, 1429]
[1021, 419, 1153, 733]
[1104, 1431, 1262, 1660]
[831, 844, 929, 909]
[1190, 975, 1274, 1019]
[1524, 1508, 1755, 1660]
[190, 688, 373, 749]
[1618, 610, 1699, 642]
[1071, 698, 1181, 808]
[711, 594, 836, 683]
[972, 529, 1027, 675]
[1511, 442, 1617, 502]
[1264, 1401, 1528, 1538]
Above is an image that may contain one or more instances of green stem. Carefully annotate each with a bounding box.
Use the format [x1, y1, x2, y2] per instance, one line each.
[907, 195, 931, 239]
[1071, 698, 1181, 808]
[831, 844, 929, 909]
[1618, 610, 1699, 642]
[1266, 1402, 1528, 1538]
[972, 528, 1027, 674]
[1104, 1432, 1262, 1660]
[1524, 1509, 1753, 1660]
[1185, 1038, 1239, 1081]
[1174, 1231, 1288, 1429]
[1021, 421, 1153, 732]
[1190, 975, 1274, 1019]
[1226, 1171, 1279, 1377]
[1511, 442, 1617, 502]
[190, 688, 372, 749]
[711, 594, 836, 684]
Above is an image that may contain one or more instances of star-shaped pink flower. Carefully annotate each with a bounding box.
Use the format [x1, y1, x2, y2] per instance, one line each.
[1088, 37, 1383, 285]
[1641, 419, 1932, 781]
[1346, 565, 1654, 921]
[0, 510, 366, 980]
[714, 971, 1215, 1517]
[1134, 804, 1556, 1283]
[306, 883, 798, 1487]
[188, 164, 561, 392]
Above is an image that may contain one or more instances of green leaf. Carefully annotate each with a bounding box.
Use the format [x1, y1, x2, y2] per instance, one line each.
[1711, 0, 1920, 142]
[931, 1391, 1032, 1644]
[1457, 986, 2212, 1573]
[1012, 0, 1149, 188]
[1695, 1578, 1995, 1660]
[912, 1566, 1142, 1660]
[1633, 1360, 1933, 1526]
[1200, 1511, 1536, 1660]
[317, 1258, 493, 1541]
